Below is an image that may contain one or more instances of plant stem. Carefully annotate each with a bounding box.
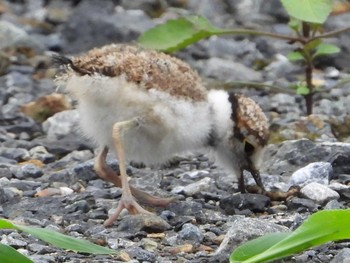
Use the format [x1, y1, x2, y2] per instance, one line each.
[220, 81, 296, 94]
[313, 26, 350, 40]
[218, 29, 304, 43]
[220, 26, 350, 44]
[302, 22, 314, 115]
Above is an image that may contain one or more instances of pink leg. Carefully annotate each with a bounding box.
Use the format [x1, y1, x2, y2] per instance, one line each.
[94, 147, 176, 207]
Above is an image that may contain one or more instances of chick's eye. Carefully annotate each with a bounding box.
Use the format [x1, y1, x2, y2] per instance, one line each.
[244, 140, 255, 155]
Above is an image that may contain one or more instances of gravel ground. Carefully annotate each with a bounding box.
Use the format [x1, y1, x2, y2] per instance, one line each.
[0, 1, 350, 263]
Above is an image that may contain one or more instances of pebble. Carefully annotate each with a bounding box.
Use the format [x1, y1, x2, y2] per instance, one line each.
[141, 238, 158, 252]
[0, 20, 42, 50]
[14, 163, 43, 179]
[65, 200, 90, 213]
[300, 182, 340, 204]
[0, 165, 13, 179]
[29, 146, 55, 163]
[124, 246, 157, 262]
[117, 214, 171, 234]
[324, 199, 344, 210]
[289, 162, 333, 187]
[286, 197, 318, 212]
[177, 223, 204, 244]
[42, 110, 80, 140]
[212, 217, 290, 261]
[219, 193, 270, 215]
[171, 177, 212, 196]
[27, 243, 55, 254]
[0, 147, 30, 162]
[167, 200, 204, 217]
[330, 248, 350, 263]
[1, 232, 28, 247]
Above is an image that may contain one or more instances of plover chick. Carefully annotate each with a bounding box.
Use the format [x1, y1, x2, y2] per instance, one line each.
[54, 44, 269, 226]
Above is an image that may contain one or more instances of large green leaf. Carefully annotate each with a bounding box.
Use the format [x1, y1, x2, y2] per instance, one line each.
[230, 233, 290, 262]
[138, 16, 226, 52]
[281, 0, 332, 24]
[230, 210, 350, 263]
[0, 243, 34, 263]
[0, 218, 116, 255]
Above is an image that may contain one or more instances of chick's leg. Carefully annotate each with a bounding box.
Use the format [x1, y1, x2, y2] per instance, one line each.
[103, 118, 151, 226]
[94, 147, 176, 207]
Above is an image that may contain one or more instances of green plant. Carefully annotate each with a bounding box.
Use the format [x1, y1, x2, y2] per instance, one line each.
[230, 209, 350, 263]
[138, 0, 350, 115]
[0, 218, 116, 263]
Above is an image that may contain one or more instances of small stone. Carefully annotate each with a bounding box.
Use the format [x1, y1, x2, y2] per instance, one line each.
[0, 20, 42, 50]
[27, 243, 55, 254]
[289, 162, 333, 187]
[71, 159, 98, 182]
[286, 197, 318, 212]
[0, 147, 30, 162]
[219, 193, 270, 215]
[29, 146, 55, 163]
[1, 233, 28, 247]
[160, 210, 176, 220]
[331, 248, 350, 263]
[4, 187, 23, 199]
[117, 214, 171, 234]
[42, 110, 80, 140]
[141, 238, 158, 252]
[0, 165, 12, 179]
[268, 204, 288, 214]
[177, 223, 204, 244]
[124, 246, 157, 262]
[65, 200, 90, 213]
[65, 223, 85, 233]
[166, 243, 193, 254]
[18, 163, 43, 178]
[300, 182, 340, 204]
[329, 182, 350, 192]
[171, 177, 212, 196]
[325, 67, 340, 79]
[324, 199, 344, 210]
[28, 254, 56, 263]
[168, 200, 204, 217]
[212, 217, 289, 261]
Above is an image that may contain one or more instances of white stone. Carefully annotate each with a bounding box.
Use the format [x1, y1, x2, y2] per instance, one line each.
[289, 162, 332, 187]
[300, 182, 340, 204]
[171, 177, 212, 196]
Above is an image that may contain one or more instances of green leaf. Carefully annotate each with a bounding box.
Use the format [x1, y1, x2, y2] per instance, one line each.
[0, 243, 34, 263]
[230, 210, 350, 263]
[304, 39, 322, 52]
[314, 43, 341, 57]
[288, 17, 300, 32]
[0, 218, 16, 229]
[281, 0, 332, 24]
[296, 85, 310, 95]
[287, 51, 305, 61]
[138, 16, 226, 52]
[230, 233, 290, 262]
[0, 218, 116, 255]
[15, 225, 116, 254]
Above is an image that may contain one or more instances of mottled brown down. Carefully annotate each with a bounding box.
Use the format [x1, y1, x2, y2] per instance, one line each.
[68, 44, 207, 102]
[234, 94, 269, 146]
